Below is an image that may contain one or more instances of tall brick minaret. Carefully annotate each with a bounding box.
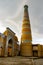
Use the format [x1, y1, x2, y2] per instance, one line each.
[20, 5, 32, 56]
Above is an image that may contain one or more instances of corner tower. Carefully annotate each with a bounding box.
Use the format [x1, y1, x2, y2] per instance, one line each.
[20, 5, 32, 56]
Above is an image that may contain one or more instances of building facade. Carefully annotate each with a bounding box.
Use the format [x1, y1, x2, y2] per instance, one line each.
[0, 27, 19, 57]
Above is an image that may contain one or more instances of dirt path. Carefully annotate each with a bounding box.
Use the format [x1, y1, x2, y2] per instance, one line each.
[0, 56, 43, 65]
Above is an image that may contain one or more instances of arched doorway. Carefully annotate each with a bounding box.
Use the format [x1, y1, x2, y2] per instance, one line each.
[8, 39, 13, 57]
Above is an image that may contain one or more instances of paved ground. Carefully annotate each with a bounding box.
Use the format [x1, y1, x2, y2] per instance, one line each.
[0, 56, 43, 65]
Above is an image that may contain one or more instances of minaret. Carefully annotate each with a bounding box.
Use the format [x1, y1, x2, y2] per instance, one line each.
[20, 5, 32, 56]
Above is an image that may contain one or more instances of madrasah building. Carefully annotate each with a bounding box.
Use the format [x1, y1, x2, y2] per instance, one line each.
[0, 28, 19, 57]
[0, 5, 43, 57]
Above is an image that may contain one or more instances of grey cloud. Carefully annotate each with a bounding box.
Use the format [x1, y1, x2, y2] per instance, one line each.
[2, 20, 19, 33]
[0, 0, 43, 43]
[29, 0, 43, 36]
[0, 0, 24, 19]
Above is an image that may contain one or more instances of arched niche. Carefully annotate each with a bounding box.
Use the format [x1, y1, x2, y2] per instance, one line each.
[8, 38, 13, 57]
[8, 39, 13, 45]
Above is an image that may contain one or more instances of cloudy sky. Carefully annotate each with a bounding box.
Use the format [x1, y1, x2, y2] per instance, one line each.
[0, 0, 43, 44]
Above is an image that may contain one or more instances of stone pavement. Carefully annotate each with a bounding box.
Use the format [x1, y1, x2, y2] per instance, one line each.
[0, 56, 43, 65]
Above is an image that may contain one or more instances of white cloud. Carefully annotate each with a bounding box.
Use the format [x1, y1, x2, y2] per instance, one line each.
[0, 21, 6, 32]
